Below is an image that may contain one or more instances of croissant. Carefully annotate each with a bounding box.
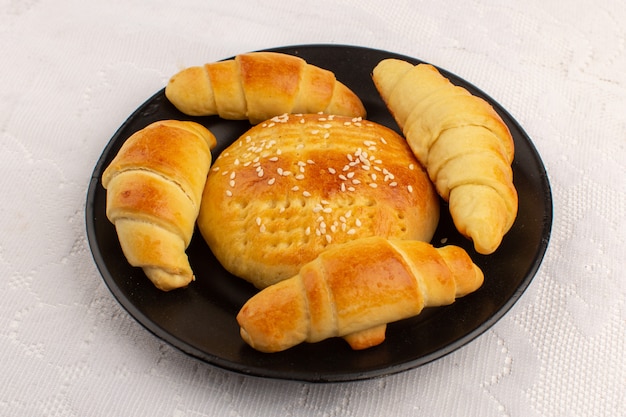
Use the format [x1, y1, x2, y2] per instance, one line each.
[236, 236, 484, 353]
[102, 120, 216, 291]
[372, 59, 518, 254]
[165, 52, 367, 124]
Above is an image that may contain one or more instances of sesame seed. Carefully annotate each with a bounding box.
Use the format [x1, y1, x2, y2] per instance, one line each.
[256, 217, 262, 226]
[409, 163, 415, 170]
[339, 174, 347, 181]
[325, 235, 332, 243]
[305, 227, 311, 235]
[291, 186, 299, 191]
[323, 207, 332, 213]
[347, 229, 356, 235]
[347, 186, 356, 192]
[343, 165, 350, 172]
[346, 172, 355, 179]
[297, 161, 307, 167]
[408, 185, 414, 193]
[306, 159, 315, 165]
[295, 174, 305, 180]
[361, 165, 370, 170]
[230, 172, 236, 179]
[313, 205, 323, 213]
[369, 183, 378, 188]
[328, 167, 336, 174]
[345, 210, 352, 218]
[303, 191, 311, 197]
[257, 169, 264, 177]
[389, 182, 398, 187]
[229, 180, 235, 187]
[323, 123, 332, 129]
[225, 190, 233, 197]
[352, 179, 361, 185]
[234, 159, 240, 166]
[380, 137, 388, 145]
[316, 216, 324, 223]
[311, 130, 320, 134]
[268, 178, 276, 185]
[269, 156, 279, 162]
[355, 218, 362, 227]
[212, 166, 220, 172]
[347, 154, 354, 162]
[323, 133, 330, 139]
[341, 183, 346, 192]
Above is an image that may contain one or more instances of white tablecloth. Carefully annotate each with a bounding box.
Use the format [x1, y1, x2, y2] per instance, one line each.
[2, 0, 624, 415]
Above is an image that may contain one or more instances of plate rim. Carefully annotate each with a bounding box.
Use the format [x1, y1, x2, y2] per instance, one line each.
[85, 43, 553, 383]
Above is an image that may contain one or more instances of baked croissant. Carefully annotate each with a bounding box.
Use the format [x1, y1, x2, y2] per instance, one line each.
[102, 120, 216, 291]
[165, 52, 367, 124]
[236, 236, 484, 353]
[372, 59, 518, 254]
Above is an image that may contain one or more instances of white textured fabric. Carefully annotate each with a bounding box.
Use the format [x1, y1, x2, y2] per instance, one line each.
[1, 0, 625, 416]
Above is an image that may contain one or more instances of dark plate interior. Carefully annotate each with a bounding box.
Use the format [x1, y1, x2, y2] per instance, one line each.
[85, 44, 552, 382]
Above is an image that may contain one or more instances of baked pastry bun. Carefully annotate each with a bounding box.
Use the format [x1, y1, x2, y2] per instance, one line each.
[102, 120, 216, 291]
[165, 52, 366, 124]
[372, 59, 517, 254]
[198, 113, 440, 288]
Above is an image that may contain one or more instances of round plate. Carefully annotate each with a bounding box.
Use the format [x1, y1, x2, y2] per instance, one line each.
[85, 44, 552, 382]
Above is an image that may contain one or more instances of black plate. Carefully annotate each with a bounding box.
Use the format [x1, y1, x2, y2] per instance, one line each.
[85, 45, 552, 382]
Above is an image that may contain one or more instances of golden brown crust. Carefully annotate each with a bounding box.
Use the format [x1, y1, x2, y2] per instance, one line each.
[197, 113, 440, 288]
[102, 120, 216, 291]
[236, 236, 484, 353]
[372, 59, 518, 254]
[165, 52, 366, 123]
